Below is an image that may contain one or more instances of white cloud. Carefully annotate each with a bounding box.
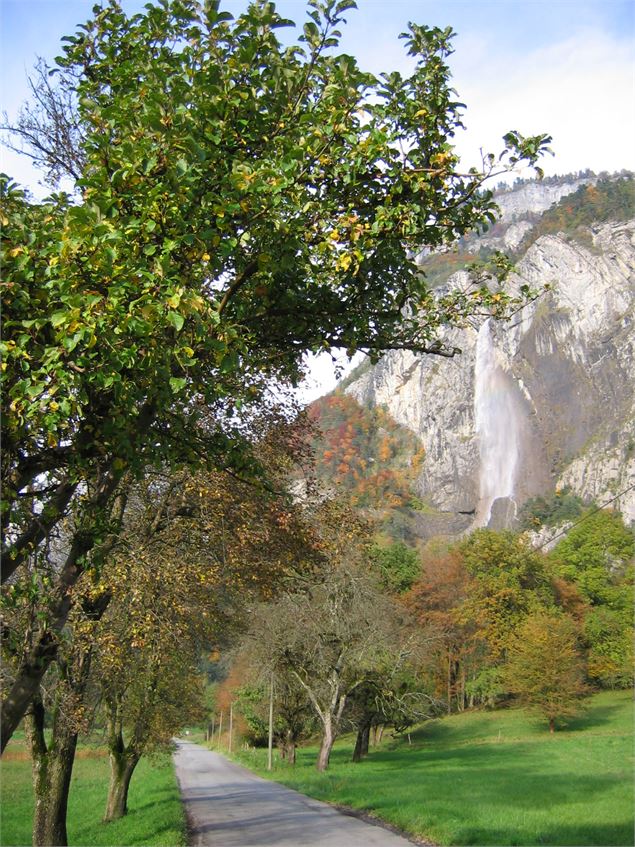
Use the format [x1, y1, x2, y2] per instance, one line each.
[451, 28, 635, 176]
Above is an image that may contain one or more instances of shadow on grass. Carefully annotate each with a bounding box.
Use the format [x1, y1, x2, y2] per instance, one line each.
[452, 822, 633, 847]
[563, 702, 623, 733]
[129, 787, 175, 812]
[288, 736, 632, 846]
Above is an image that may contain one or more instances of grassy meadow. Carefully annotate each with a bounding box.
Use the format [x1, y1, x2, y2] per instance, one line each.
[0, 737, 186, 847]
[230, 690, 634, 846]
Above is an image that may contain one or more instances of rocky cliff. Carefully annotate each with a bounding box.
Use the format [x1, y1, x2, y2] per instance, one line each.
[343, 175, 635, 536]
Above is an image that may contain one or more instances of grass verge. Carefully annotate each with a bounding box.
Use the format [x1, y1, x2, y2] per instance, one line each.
[230, 690, 633, 847]
[0, 742, 186, 847]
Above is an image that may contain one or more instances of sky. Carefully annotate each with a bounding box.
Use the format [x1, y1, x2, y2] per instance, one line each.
[1, 0, 634, 400]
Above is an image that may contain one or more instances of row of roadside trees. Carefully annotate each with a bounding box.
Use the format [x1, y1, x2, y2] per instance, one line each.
[216, 508, 632, 768]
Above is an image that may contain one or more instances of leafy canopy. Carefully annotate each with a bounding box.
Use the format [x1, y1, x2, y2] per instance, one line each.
[2, 0, 549, 582]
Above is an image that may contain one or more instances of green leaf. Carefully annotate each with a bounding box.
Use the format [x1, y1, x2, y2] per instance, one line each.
[169, 376, 187, 393]
[167, 311, 185, 332]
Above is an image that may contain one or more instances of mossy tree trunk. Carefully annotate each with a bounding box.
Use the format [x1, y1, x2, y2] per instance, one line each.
[103, 694, 143, 822]
[352, 720, 371, 762]
[26, 694, 78, 847]
[104, 748, 141, 821]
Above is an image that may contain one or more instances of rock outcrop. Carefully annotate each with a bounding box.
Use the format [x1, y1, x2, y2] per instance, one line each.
[344, 178, 635, 535]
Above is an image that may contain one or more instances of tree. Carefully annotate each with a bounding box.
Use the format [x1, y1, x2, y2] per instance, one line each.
[583, 606, 634, 689]
[1, 424, 316, 844]
[503, 612, 587, 733]
[549, 509, 634, 606]
[233, 675, 316, 765]
[245, 544, 409, 770]
[93, 457, 319, 821]
[459, 530, 555, 663]
[1, 0, 550, 750]
[22, 600, 103, 847]
[370, 541, 421, 593]
[405, 548, 483, 712]
[549, 510, 634, 690]
[346, 666, 435, 762]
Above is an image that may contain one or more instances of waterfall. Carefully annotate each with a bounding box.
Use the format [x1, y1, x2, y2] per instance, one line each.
[474, 320, 520, 526]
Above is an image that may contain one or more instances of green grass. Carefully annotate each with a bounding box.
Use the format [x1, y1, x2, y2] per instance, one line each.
[0, 741, 186, 847]
[231, 690, 634, 846]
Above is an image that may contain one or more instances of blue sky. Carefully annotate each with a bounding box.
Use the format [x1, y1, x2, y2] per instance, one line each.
[1, 0, 633, 398]
[2, 0, 633, 194]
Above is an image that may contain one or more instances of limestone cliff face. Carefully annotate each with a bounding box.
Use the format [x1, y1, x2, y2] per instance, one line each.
[494, 177, 595, 222]
[344, 180, 635, 533]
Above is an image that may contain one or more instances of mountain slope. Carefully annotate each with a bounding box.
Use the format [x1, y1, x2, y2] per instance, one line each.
[337, 174, 635, 537]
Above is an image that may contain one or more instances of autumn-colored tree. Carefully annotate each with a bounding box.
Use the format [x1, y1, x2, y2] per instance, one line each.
[2, 417, 317, 843]
[503, 611, 587, 732]
[405, 548, 483, 711]
[94, 459, 320, 821]
[308, 392, 425, 511]
[95, 555, 207, 822]
[459, 530, 555, 663]
[14, 592, 105, 847]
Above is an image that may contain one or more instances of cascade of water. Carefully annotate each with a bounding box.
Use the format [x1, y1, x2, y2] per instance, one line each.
[474, 320, 520, 526]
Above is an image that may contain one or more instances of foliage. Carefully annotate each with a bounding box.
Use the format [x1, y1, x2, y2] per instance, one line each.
[517, 487, 586, 530]
[463, 666, 506, 710]
[242, 535, 411, 770]
[308, 392, 425, 510]
[405, 548, 483, 711]
[232, 690, 634, 847]
[458, 530, 555, 661]
[1, 0, 548, 570]
[547, 510, 634, 690]
[503, 612, 587, 731]
[234, 678, 316, 761]
[583, 606, 634, 689]
[91, 458, 320, 815]
[549, 508, 634, 606]
[369, 540, 421, 593]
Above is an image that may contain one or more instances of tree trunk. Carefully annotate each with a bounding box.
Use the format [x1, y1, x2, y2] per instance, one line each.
[316, 721, 335, 772]
[352, 721, 371, 763]
[352, 728, 364, 763]
[104, 751, 140, 822]
[26, 697, 78, 847]
[361, 722, 370, 756]
[285, 740, 297, 765]
[1, 465, 130, 754]
[549, 717, 555, 734]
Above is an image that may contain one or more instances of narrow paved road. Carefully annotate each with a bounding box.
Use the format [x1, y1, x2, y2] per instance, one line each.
[173, 740, 418, 847]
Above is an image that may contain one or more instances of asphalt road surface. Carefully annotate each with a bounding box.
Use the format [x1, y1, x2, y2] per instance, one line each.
[173, 740, 418, 847]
